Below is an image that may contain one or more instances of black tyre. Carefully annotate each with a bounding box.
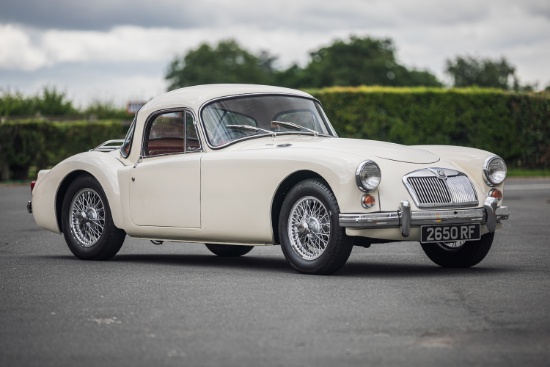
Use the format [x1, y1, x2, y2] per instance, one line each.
[61, 175, 126, 260]
[278, 179, 353, 275]
[421, 232, 494, 268]
[205, 244, 254, 257]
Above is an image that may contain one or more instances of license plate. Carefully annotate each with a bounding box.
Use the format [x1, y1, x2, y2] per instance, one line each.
[421, 224, 480, 243]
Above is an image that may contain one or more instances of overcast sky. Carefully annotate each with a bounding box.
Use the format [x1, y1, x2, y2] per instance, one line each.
[1, 0, 549, 107]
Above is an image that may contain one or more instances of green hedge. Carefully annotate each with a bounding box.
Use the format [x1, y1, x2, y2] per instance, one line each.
[0, 120, 127, 180]
[311, 87, 550, 169]
[1, 87, 549, 180]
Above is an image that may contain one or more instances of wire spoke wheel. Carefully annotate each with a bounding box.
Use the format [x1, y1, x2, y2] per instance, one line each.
[279, 179, 353, 274]
[62, 175, 126, 260]
[69, 188, 106, 247]
[288, 196, 331, 260]
[438, 240, 466, 251]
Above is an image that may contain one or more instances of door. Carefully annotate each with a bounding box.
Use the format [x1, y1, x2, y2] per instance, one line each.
[129, 110, 202, 228]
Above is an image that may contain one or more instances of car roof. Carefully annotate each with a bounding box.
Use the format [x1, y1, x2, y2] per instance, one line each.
[139, 84, 314, 116]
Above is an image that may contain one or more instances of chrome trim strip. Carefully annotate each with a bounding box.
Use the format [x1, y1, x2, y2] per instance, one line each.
[91, 139, 125, 152]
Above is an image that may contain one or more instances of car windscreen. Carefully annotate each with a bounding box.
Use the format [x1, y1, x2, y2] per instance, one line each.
[201, 95, 335, 147]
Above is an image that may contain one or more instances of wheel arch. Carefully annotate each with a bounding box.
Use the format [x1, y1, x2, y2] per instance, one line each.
[55, 170, 87, 233]
[271, 170, 332, 244]
[55, 167, 124, 233]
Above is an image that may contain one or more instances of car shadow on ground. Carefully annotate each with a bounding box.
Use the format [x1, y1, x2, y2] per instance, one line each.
[41, 253, 511, 278]
[114, 253, 295, 273]
[338, 261, 511, 278]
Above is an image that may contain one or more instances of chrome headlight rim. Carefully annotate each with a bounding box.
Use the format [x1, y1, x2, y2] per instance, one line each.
[355, 160, 381, 192]
[483, 155, 507, 186]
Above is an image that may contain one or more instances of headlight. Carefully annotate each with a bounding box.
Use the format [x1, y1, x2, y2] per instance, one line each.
[356, 160, 381, 192]
[483, 156, 507, 186]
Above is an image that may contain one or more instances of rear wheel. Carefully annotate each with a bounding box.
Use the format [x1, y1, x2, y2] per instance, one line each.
[421, 232, 494, 268]
[278, 179, 353, 275]
[205, 244, 253, 257]
[61, 175, 126, 260]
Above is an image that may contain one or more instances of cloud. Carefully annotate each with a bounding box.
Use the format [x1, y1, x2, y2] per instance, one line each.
[0, 25, 201, 70]
[0, 24, 49, 70]
[0, 0, 495, 31]
[0, 0, 201, 30]
[1, 0, 550, 106]
[0, 61, 167, 107]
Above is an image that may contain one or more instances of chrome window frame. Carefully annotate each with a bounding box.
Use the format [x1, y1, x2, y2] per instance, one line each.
[140, 107, 203, 159]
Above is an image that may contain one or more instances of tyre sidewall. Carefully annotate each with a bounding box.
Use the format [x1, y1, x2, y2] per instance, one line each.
[61, 175, 121, 260]
[279, 179, 350, 274]
[421, 232, 495, 268]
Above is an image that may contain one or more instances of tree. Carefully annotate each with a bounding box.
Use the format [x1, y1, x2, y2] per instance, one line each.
[445, 56, 518, 90]
[165, 36, 443, 90]
[297, 36, 442, 88]
[165, 40, 276, 90]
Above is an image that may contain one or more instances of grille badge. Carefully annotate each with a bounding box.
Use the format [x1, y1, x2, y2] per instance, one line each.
[428, 168, 447, 181]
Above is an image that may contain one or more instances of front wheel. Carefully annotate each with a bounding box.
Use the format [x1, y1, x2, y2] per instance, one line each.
[61, 175, 126, 260]
[205, 244, 254, 257]
[421, 232, 494, 268]
[278, 179, 353, 275]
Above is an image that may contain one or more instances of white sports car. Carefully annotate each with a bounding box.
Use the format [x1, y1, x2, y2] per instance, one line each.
[27, 84, 510, 274]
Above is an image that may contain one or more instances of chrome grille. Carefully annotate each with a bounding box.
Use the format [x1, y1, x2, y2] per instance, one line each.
[403, 169, 478, 208]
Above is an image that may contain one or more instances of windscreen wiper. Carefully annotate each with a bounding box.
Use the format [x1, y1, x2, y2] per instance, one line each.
[226, 124, 275, 136]
[271, 120, 319, 136]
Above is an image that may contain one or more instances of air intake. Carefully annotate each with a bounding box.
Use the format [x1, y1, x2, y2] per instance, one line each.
[403, 168, 478, 208]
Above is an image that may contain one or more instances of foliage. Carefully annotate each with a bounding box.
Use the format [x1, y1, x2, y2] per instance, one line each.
[165, 37, 443, 90]
[0, 87, 77, 118]
[2, 86, 549, 181]
[310, 87, 550, 169]
[83, 100, 131, 120]
[507, 168, 550, 177]
[0, 120, 127, 180]
[444, 56, 532, 91]
[165, 40, 276, 89]
[298, 36, 442, 88]
[0, 88, 129, 120]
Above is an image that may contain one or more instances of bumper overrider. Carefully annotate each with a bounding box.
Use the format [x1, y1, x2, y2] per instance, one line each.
[339, 197, 510, 237]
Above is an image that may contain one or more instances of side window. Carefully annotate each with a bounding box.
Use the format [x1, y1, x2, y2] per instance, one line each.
[120, 117, 136, 158]
[185, 111, 201, 152]
[144, 110, 201, 156]
[145, 111, 184, 156]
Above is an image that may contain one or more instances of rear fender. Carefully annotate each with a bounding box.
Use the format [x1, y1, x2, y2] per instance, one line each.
[33, 152, 125, 233]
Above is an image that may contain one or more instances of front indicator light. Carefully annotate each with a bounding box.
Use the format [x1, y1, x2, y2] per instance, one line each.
[361, 194, 376, 209]
[489, 189, 503, 201]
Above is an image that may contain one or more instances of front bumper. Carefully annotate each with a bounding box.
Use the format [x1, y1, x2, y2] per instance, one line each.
[339, 197, 510, 237]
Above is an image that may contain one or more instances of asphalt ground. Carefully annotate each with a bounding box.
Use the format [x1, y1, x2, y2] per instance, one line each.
[1, 178, 549, 367]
